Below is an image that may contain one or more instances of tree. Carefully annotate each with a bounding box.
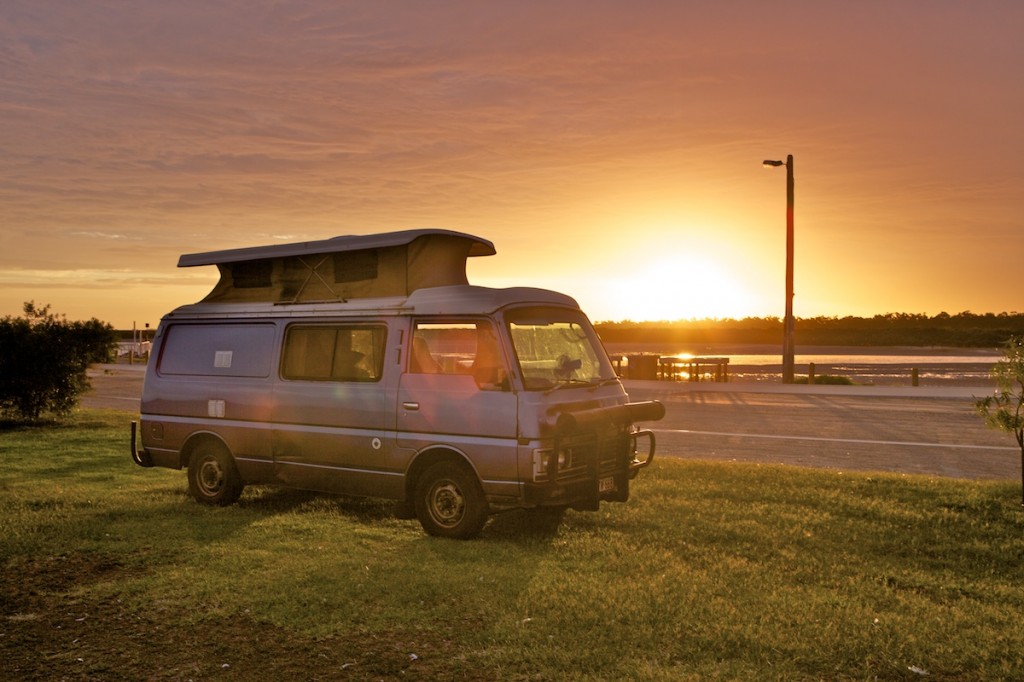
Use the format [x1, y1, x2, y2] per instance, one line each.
[0, 302, 119, 422]
[975, 336, 1024, 505]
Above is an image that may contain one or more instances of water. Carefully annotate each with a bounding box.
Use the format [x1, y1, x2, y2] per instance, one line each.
[604, 343, 1000, 385]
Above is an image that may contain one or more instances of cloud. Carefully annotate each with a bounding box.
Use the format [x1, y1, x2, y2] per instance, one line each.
[1, 1, 1022, 324]
[0, 266, 214, 289]
[69, 231, 140, 241]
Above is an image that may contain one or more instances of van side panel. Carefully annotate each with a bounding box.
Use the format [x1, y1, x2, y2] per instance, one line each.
[141, 322, 277, 474]
[270, 321, 401, 498]
[396, 373, 519, 502]
[272, 381, 395, 496]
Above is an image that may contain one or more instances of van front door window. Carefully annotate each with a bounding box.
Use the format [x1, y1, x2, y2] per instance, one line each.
[410, 321, 508, 390]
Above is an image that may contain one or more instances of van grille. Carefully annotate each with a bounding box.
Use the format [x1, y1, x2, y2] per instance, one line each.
[541, 429, 632, 483]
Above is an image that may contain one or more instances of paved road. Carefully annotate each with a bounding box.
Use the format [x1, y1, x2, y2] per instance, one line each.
[625, 381, 1018, 481]
[84, 364, 146, 411]
[84, 366, 1019, 481]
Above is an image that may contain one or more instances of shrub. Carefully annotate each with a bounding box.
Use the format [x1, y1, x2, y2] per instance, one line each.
[975, 335, 1024, 505]
[0, 302, 118, 422]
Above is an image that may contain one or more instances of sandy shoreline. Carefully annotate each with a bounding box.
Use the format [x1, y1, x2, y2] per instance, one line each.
[726, 362, 995, 388]
[604, 342, 1002, 357]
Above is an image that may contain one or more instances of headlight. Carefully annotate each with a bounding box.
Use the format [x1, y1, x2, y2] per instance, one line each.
[533, 448, 552, 480]
[533, 447, 572, 480]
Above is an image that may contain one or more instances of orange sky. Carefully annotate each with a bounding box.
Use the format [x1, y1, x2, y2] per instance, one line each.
[2, 2, 1022, 328]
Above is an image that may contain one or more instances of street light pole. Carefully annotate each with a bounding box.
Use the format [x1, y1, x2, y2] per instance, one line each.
[763, 154, 795, 383]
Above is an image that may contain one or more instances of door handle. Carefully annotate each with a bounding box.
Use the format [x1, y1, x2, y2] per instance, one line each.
[402, 402, 420, 411]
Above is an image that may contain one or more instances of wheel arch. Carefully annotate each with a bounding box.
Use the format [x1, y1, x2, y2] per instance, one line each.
[179, 431, 232, 470]
[404, 446, 479, 503]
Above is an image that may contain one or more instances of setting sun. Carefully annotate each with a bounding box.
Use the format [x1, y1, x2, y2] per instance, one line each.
[591, 255, 764, 322]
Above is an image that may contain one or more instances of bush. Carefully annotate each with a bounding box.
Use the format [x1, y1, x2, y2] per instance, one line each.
[975, 335, 1024, 505]
[0, 302, 118, 422]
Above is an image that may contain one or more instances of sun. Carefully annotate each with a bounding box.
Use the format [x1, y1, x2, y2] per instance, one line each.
[594, 256, 759, 321]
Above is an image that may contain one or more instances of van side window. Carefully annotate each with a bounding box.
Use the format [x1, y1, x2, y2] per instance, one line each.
[410, 321, 508, 390]
[282, 325, 386, 382]
[159, 324, 275, 377]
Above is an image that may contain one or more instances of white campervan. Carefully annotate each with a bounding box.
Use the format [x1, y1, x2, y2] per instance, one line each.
[131, 229, 663, 538]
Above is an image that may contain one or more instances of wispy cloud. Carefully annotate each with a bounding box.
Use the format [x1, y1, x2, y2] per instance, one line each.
[0, 267, 213, 289]
[69, 231, 140, 241]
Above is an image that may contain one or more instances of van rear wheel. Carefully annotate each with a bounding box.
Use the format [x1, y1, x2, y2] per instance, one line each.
[414, 462, 488, 539]
[187, 441, 243, 506]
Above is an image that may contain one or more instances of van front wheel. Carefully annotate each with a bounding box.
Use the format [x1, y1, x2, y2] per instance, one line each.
[414, 462, 488, 539]
[187, 441, 243, 506]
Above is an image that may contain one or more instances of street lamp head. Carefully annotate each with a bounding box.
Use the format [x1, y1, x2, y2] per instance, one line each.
[763, 159, 785, 167]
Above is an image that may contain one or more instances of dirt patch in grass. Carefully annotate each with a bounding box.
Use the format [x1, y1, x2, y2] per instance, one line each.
[1, 553, 487, 681]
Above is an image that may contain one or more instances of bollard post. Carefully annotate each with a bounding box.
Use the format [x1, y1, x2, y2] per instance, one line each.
[912, 367, 919, 386]
[807, 362, 815, 385]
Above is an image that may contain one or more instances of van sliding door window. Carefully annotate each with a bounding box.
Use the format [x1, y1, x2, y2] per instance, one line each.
[282, 325, 386, 382]
[410, 321, 507, 390]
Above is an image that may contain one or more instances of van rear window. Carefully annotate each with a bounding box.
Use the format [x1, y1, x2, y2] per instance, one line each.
[158, 324, 275, 377]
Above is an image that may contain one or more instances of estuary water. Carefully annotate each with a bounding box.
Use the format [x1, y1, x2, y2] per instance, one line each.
[603, 344, 1001, 386]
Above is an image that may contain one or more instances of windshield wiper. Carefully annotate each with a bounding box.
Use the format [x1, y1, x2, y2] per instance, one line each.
[543, 378, 591, 394]
[587, 376, 621, 391]
[544, 376, 618, 394]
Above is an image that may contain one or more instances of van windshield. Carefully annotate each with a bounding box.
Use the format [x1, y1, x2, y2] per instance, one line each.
[506, 307, 616, 391]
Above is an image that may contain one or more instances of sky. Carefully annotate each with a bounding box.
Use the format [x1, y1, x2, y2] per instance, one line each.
[1, 1, 1022, 328]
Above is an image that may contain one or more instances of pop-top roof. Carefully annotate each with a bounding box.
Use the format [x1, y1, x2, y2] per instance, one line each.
[177, 229, 495, 267]
[177, 229, 497, 305]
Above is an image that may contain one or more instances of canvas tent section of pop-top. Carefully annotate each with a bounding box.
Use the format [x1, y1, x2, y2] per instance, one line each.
[178, 229, 497, 304]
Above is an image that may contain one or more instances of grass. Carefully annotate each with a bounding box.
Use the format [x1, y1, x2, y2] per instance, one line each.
[2, 410, 1023, 680]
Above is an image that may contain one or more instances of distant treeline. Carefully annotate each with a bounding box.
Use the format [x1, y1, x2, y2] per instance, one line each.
[595, 312, 1024, 348]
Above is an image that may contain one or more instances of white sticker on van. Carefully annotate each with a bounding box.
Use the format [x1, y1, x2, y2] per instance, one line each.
[208, 400, 225, 418]
[214, 350, 233, 368]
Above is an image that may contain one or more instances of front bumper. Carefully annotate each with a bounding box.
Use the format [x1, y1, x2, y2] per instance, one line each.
[524, 422, 658, 510]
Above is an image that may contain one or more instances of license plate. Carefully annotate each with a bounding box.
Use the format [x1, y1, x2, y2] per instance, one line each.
[599, 476, 616, 493]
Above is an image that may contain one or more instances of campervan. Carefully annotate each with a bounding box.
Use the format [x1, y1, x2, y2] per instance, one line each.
[131, 229, 664, 538]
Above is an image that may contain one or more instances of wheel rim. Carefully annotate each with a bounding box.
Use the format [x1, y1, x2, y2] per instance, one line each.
[197, 456, 225, 497]
[427, 479, 465, 528]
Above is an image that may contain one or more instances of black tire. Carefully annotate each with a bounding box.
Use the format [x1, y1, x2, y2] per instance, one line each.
[187, 440, 243, 506]
[414, 461, 488, 539]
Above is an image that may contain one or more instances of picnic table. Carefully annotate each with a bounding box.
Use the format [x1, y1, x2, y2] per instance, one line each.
[612, 355, 731, 382]
[658, 356, 730, 382]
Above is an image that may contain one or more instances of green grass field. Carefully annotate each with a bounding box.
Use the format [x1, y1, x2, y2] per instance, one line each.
[2, 409, 1022, 680]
